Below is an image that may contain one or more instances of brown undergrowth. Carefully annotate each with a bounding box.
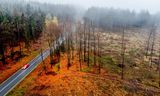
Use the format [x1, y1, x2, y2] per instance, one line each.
[7, 52, 160, 96]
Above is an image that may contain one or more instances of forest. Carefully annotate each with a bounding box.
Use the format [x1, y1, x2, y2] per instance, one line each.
[0, 0, 160, 96]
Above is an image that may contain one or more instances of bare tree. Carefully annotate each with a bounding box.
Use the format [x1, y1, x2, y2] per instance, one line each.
[87, 21, 91, 67]
[83, 22, 87, 62]
[67, 33, 71, 70]
[77, 22, 83, 70]
[64, 18, 73, 70]
[121, 26, 126, 79]
[90, 22, 97, 66]
[149, 26, 156, 68]
[145, 30, 152, 58]
[97, 30, 101, 74]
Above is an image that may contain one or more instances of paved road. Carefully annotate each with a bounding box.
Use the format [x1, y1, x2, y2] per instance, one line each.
[0, 37, 64, 96]
[0, 50, 49, 96]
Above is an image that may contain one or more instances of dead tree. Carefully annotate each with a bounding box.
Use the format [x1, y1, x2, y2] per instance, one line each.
[75, 22, 82, 70]
[70, 30, 74, 64]
[91, 22, 96, 66]
[121, 26, 126, 79]
[97, 31, 101, 74]
[67, 34, 71, 70]
[65, 19, 72, 70]
[87, 22, 91, 67]
[83, 22, 87, 62]
[77, 23, 83, 70]
[75, 22, 79, 57]
[79, 37, 82, 70]
[93, 28, 97, 66]
[149, 26, 156, 68]
[145, 25, 157, 68]
[146, 30, 152, 58]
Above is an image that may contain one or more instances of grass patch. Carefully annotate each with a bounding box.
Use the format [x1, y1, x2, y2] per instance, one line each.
[54, 63, 60, 72]
[81, 67, 92, 72]
[7, 88, 25, 96]
[101, 55, 121, 74]
[7, 76, 36, 96]
[140, 70, 157, 80]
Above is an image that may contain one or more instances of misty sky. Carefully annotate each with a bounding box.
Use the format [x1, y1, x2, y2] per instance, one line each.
[28, 0, 160, 14]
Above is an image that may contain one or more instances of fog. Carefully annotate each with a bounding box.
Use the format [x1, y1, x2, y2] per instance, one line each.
[28, 0, 160, 14]
[1, 0, 160, 26]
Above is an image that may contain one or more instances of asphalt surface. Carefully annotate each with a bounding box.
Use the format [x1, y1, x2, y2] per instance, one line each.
[0, 50, 49, 96]
[0, 37, 64, 96]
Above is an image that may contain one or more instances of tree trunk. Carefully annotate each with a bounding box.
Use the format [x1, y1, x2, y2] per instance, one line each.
[83, 23, 86, 62]
[1, 47, 6, 65]
[87, 24, 90, 67]
[150, 27, 156, 68]
[93, 27, 96, 66]
[67, 35, 71, 70]
[145, 30, 152, 58]
[48, 41, 54, 68]
[98, 34, 101, 74]
[11, 46, 14, 60]
[121, 27, 125, 79]
[19, 42, 22, 57]
[79, 35, 82, 70]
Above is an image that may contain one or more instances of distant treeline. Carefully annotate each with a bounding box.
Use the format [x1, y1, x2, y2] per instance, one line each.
[84, 7, 160, 30]
[0, 0, 77, 22]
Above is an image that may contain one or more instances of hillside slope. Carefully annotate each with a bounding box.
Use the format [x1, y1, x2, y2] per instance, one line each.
[7, 54, 160, 96]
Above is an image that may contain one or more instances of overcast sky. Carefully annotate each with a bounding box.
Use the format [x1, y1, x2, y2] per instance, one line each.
[28, 0, 160, 14]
